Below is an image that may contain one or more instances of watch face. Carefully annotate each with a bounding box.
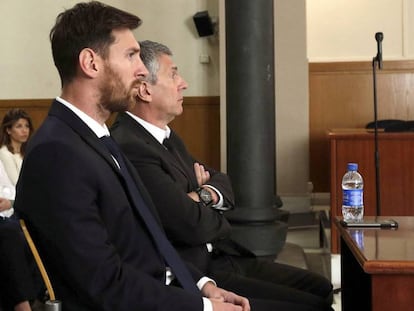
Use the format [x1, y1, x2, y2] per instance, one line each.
[199, 188, 212, 204]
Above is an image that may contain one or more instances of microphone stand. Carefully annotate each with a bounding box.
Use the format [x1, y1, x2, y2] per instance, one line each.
[372, 41, 382, 217]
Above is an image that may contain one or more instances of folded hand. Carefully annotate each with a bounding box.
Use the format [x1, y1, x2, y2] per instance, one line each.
[202, 282, 250, 311]
[0, 198, 11, 212]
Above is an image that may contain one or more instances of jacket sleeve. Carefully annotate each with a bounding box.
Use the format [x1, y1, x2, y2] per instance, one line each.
[171, 133, 235, 209]
[118, 137, 233, 247]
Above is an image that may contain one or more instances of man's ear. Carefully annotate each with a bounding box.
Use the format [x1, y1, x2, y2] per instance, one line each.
[137, 81, 152, 102]
[78, 48, 100, 78]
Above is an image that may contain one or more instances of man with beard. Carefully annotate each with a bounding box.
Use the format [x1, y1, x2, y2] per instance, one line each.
[14, 2, 257, 311]
[111, 40, 334, 311]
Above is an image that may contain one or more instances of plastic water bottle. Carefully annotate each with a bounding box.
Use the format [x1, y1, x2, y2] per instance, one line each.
[342, 163, 364, 222]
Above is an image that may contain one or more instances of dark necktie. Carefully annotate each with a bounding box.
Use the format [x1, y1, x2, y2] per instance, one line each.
[100, 135, 199, 294]
[162, 138, 196, 186]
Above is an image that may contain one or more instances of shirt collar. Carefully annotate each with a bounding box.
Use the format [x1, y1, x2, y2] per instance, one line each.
[56, 97, 110, 138]
[125, 111, 170, 144]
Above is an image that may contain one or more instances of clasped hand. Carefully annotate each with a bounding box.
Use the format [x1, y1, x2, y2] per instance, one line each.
[186, 163, 218, 205]
[202, 282, 250, 311]
[194, 162, 210, 186]
[0, 198, 11, 212]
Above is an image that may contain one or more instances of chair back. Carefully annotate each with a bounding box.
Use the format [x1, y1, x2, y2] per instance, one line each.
[19, 219, 62, 311]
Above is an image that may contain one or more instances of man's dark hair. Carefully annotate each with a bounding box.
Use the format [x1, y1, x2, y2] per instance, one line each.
[50, 1, 142, 86]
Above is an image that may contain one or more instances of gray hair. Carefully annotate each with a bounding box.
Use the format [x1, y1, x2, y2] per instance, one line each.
[139, 40, 173, 84]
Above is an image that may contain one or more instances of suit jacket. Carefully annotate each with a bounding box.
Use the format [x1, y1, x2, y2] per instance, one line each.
[14, 101, 203, 311]
[111, 112, 251, 273]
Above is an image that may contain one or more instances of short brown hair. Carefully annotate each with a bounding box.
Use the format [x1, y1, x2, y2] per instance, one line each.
[50, 1, 142, 86]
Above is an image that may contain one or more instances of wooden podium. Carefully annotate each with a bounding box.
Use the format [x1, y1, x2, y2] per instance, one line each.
[335, 216, 414, 311]
[329, 129, 414, 253]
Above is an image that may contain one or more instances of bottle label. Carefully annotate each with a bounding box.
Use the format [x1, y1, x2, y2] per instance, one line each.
[343, 189, 363, 206]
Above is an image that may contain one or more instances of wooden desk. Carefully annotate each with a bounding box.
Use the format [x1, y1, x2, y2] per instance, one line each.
[329, 129, 414, 253]
[335, 216, 414, 311]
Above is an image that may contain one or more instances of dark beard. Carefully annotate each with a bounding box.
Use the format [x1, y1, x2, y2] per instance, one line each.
[99, 64, 138, 113]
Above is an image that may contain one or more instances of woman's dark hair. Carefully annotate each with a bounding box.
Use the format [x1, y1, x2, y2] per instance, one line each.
[50, 1, 142, 86]
[0, 108, 34, 156]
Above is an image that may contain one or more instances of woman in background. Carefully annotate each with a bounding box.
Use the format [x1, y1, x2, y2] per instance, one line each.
[0, 109, 34, 186]
[0, 159, 15, 219]
[0, 159, 42, 311]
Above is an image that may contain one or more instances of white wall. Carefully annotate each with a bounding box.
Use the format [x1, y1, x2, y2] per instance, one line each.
[135, 0, 219, 96]
[274, 0, 309, 199]
[5, 1, 407, 208]
[0, 0, 218, 99]
[307, 0, 414, 61]
[0, 1, 66, 99]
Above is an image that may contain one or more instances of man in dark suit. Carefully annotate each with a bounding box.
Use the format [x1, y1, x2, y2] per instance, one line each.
[111, 40, 334, 311]
[14, 2, 260, 311]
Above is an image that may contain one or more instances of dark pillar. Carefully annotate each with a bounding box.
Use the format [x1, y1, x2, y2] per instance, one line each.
[225, 0, 286, 256]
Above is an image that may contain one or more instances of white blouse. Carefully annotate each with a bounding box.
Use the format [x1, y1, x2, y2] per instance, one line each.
[0, 145, 22, 186]
[0, 159, 15, 217]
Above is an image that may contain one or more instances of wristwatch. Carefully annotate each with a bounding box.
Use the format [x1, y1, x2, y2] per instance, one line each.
[196, 187, 213, 207]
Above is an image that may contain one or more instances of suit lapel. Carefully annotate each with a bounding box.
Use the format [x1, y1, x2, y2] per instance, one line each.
[164, 133, 199, 188]
[118, 113, 195, 182]
[49, 100, 118, 171]
[48, 102, 162, 223]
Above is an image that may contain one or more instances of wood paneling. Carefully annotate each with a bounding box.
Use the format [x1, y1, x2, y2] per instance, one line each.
[0, 99, 51, 129]
[329, 129, 414, 253]
[0, 96, 220, 169]
[309, 60, 414, 192]
[336, 216, 414, 311]
[170, 96, 220, 170]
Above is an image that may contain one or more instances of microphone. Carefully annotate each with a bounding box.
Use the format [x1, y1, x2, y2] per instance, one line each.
[375, 32, 383, 69]
[372, 32, 384, 217]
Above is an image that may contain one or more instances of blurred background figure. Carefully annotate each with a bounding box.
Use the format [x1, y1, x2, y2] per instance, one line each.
[0, 159, 43, 311]
[0, 159, 15, 219]
[0, 109, 41, 311]
[0, 109, 34, 186]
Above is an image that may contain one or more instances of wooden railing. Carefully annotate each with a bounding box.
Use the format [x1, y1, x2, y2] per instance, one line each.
[309, 60, 414, 192]
[0, 96, 220, 170]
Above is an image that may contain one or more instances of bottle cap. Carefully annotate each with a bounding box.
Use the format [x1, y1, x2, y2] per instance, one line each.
[347, 163, 358, 171]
